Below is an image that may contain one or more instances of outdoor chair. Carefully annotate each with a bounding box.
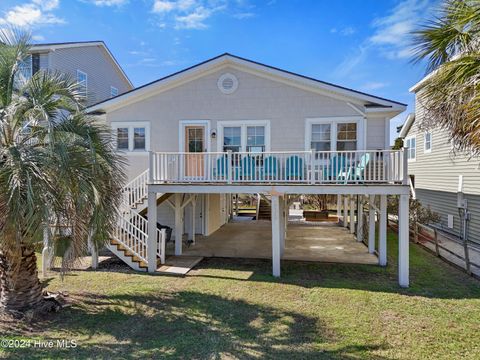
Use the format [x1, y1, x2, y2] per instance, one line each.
[286, 155, 304, 180]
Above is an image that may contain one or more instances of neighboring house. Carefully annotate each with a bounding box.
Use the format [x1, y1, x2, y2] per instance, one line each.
[19, 41, 133, 106]
[88, 53, 411, 286]
[399, 85, 480, 245]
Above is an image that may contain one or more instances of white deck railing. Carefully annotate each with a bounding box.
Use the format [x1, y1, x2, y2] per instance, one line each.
[150, 150, 407, 185]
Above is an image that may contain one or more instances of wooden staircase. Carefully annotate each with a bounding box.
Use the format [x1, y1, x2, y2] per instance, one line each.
[257, 195, 272, 221]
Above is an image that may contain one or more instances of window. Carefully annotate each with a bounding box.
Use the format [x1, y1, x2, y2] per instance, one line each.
[307, 119, 359, 153]
[405, 136, 416, 160]
[116, 128, 129, 150]
[337, 123, 357, 150]
[424, 131, 432, 153]
[223, 127, 241, 152]
[246, 126, 265, 152]
[219, 121, 270, 153]
[112, 122, 150, 152]
[311, 124, 331, 151]
[110, 86, 118, 98]
[133, 127, 145, 150]
[14, 55, 32, 87]
[77, 70, 87, 99]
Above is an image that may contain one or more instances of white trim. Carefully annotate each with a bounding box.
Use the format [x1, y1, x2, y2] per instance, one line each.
[87, 54, 406, 113]
[399, 113, 415, 138]
[216, 120, 271, 152]
[179, 120, 211, 153]
[384, 117, 390, 148]
[305, 116, 365, 151]
[423, 131, 432, 153]
[111, 121, 151, 153]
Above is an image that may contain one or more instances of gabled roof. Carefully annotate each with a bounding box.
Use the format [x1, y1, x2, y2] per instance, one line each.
[31, 41, 133, 89]
[87, 53, 407, 113]
[399, 113, 415, 138]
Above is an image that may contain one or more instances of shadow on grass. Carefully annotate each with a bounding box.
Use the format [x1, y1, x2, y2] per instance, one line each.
[184, 235, 480, 300]
[3, 291, 388, 359]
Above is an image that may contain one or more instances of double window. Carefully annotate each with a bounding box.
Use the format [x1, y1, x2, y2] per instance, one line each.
[405, 136, 416, 160]
[112, 122, 150, 152]
[308, 119, 358, 153]
[219, 121, 269, 153]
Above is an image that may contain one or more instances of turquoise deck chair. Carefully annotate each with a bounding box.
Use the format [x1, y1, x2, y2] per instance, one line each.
[323, 155, 347, 180]
[263, 156, 279, 179]
[241, 156, 256, 180]
[339, 153, 371, 181]
[286, 155, 304, 180]
[215, 155, 229, 180]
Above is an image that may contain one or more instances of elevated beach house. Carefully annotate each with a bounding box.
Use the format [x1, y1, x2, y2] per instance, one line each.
[88, 54, 411, 286]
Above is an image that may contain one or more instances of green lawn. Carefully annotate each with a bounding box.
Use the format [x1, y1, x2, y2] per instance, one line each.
[2, 231, 480, 359]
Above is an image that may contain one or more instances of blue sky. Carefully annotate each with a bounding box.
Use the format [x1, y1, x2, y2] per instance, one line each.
[0, 0, 438, 141]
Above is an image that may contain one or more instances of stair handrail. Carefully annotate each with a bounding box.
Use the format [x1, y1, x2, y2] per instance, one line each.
[114, 208, 149, 262]
[122, 169, 149, 209]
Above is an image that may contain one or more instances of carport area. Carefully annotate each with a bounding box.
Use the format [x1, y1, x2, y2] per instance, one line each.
[167, 220, 378, 265]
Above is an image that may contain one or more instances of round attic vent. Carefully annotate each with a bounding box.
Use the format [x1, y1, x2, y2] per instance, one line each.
[217, 73, 238, 94]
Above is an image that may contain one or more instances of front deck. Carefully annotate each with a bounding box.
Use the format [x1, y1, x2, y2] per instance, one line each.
[149, 149, 407, 188]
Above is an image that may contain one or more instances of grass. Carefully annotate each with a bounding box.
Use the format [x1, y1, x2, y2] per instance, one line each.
[1, 231, 480, 359]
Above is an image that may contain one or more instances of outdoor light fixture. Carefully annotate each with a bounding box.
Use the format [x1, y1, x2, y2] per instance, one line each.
[211, 129, 217, 139]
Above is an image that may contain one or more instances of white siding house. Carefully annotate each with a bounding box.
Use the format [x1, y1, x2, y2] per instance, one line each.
[89, 53, 411, 286]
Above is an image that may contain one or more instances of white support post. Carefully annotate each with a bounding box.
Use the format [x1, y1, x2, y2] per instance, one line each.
[89, 231, 98, 270]
[349, 197, 355, 234]
[42, 225, 50, 277]
[192, 196, 197, 244]
[174, 193, 183, 256]
[271, 194, 281, 277]
[357, 196, 363, 242]
[368, 195, 376, 254]
[147, 190, 158, 273]
[337, 195, 342, 221]
[379, 195, 387, 266]
[343, 196, 348, 228]
[398, 194, 410, 287]
[279, 196, 285, 256]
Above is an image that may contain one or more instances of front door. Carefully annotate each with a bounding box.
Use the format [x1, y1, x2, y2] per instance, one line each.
[185, 126, 205, 178]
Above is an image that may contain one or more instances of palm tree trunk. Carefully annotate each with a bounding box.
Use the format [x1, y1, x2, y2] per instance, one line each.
[0, 245, 44, 312]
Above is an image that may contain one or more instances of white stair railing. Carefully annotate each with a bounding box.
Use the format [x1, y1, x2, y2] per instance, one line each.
[113, 168, 167, 270]
[123, 169, 149, 209]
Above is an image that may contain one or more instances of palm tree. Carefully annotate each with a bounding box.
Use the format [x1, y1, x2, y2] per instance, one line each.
[411, 0, 480, 156]
[0, 29, 125, 314]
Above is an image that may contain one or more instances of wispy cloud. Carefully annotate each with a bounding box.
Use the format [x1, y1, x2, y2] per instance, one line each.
[233, 12, 255, 19]
[361, 81, 389, 90]
[330, 26, 356, 36]
[151, 0, 254, 29]
[369, 0, 433, 59]
[0, 0, 64, 27]
[335, 0, 435, 77]
[84, 0, 129, 6]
